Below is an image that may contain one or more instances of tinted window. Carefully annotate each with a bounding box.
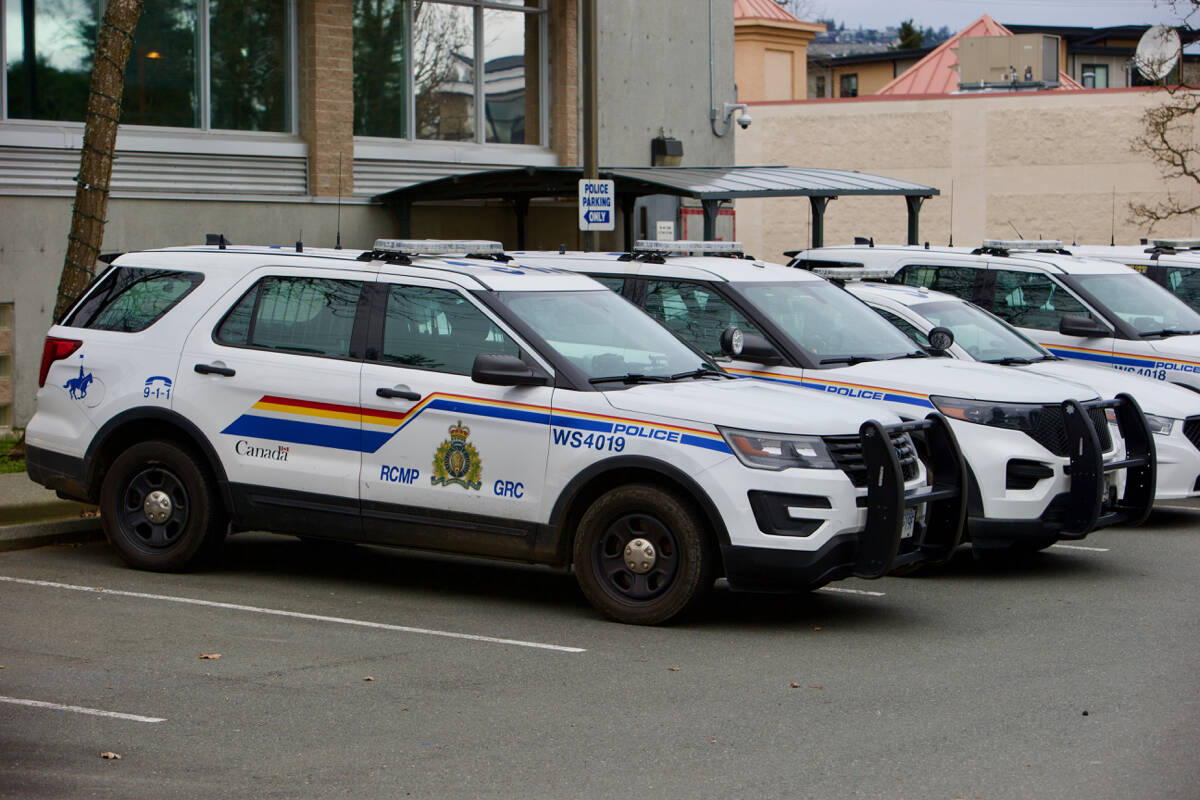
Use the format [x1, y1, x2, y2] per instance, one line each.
[1163, 268, 1200, 312]
[66, 267, 203, 332]
[873, 308, 930, 348]
[589, 275, 626, 293]
[896, 264, 983, 301]
[643, 279, 764, 356]
[1072, 273, 1200, 336]
[379, 285, 519, 375]
[990, 270, 1090, 331]
[216, 277, 362, 357]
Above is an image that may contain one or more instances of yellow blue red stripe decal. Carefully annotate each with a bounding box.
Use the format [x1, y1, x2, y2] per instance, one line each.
[221, 393, 731, 454]
[1042, 343, 1200, 374]
[727, 368, 935, 409]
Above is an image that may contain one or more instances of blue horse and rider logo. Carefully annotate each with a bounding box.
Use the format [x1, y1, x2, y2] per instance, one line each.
[64, 357, 94, 399]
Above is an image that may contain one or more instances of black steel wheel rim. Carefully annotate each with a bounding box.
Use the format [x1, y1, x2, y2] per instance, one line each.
[592, 512, 680, 604]
[118, 466, 190, 551]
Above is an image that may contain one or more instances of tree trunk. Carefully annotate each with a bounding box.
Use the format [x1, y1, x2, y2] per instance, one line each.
[54, 0, 145, 320]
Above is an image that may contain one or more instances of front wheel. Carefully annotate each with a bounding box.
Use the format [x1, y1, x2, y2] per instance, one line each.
[573, 484, 714, 625]
[100, 440, 226, 571]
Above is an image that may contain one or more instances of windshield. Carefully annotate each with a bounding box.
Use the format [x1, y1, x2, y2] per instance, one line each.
[911, 299, 1050, 362]
[499, 289, 717, 382]
[1073, 273, 1200, 337]
[736, 281, 919, 363]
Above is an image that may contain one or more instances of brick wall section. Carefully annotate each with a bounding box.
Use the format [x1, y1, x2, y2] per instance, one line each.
[299, 0, 355, 197]
[550, 0, 578, 166]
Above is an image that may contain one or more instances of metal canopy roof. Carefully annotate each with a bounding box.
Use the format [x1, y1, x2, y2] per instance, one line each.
[374, 165, 939, 249]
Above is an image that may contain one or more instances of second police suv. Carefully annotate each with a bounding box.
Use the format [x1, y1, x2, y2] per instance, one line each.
[512, 240, 1156, 561]
[24, 238, 968, 625]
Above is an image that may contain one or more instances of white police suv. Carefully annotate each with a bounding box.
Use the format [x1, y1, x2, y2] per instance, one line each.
[25, 238, 966, 625]
[1061, 240, 1200, 315]
[512, 241, 1155, 559]
[794, 240, 1200, 393]
[843, 279, 1200, 500]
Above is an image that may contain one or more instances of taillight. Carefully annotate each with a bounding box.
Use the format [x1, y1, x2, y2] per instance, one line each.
[39, 336, 83, 388]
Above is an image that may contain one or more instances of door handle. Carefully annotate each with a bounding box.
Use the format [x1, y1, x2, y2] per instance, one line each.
[194, 363, 236, 377]
[376, 386, 421, 401]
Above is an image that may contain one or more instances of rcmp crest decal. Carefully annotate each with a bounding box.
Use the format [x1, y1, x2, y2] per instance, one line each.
[432, 420, 482, 490]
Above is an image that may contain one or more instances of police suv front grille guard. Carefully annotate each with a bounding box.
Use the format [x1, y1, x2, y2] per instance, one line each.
[854, 413, 967, 579]
[1061, 393, 1155, 536]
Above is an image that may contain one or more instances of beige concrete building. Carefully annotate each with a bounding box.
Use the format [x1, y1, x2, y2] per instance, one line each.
[732, 0, 823, 102]
[735, 87, 1200, 262]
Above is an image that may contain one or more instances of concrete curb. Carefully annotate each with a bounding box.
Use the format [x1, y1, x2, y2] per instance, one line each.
[0, 517, 104, 552]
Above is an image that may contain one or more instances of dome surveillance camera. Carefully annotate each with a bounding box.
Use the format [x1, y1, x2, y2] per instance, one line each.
[737, 111, 752, 129]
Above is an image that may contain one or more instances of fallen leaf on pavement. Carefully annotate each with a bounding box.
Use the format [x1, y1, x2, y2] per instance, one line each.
[199, 653, 221, 660]
[99, 752, 121, 760]
[667, 666, 680, 672]
[789, 682, 800, 688]
[363, 676, 374, 681]
[809, 685, 824, 690]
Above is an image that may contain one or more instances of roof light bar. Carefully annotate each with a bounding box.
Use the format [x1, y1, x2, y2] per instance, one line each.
[373, 239, 504, 256]
[981, 239, 1063, 250]
[633, 239, 743, 254]
[811, 267, 894, 281]
[1149, 238, 1200, 249]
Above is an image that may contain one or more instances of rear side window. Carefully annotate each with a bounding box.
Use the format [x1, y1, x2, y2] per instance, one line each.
[1164, 267, 1200, 310]
[896, 264, 981, 301]
[65, 267, 203, 332]
[216, 277, 363, 358]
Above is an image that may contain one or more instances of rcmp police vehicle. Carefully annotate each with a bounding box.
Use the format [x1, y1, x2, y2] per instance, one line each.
[842, 278, 1200, 501]
[512, 241, 1155, 559]
[1060, 240, 1200, 315]
[793, 240, 1200, 394]
[25, 238, 967, 625]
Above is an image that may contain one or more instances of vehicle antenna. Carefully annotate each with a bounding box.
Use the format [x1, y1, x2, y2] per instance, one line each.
[1111, 185, 1117, 246]
[296, 229, 303, 253]
[335, 151, 344, 250]
[948, 180, 954, 247]
[1007, 220, 1024, 239]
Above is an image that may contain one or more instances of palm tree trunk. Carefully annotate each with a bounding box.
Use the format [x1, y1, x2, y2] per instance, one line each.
[54, 0, 145, 320]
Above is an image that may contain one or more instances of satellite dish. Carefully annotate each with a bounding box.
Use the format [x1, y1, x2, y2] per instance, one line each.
[1133, 25, 1181, 82]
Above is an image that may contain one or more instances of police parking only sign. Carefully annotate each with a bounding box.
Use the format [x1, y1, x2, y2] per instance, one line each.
[579, 179, 615, 231]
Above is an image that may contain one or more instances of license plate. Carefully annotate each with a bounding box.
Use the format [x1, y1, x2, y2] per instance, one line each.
[901, 508, 916, 539]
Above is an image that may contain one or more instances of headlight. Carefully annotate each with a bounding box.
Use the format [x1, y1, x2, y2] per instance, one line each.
[1144, 413, 1176, 436]
[930, 395, 1046, 431]
[719, 427, 837, 470]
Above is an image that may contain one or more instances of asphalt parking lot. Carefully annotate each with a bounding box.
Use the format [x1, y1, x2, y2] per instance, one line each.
[2, 507, 1198, 800]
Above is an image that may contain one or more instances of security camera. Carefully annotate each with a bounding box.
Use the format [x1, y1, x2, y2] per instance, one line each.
[737, 110, 752, 129]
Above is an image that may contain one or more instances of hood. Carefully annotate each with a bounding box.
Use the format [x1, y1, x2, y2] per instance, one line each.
[600, 378, 902, 435]
[1146, 333, 1200, 357]
[1025, 359, 1200, 419]
[820, 359, 1100, 404]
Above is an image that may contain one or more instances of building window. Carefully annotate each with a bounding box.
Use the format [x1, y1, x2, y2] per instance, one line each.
[814, 75, 826, 98]
[353, 0, 545, 145]
[3, 0, 294, 131]
[1081, 63, 1109, 89]
[839, 73, 858, 98]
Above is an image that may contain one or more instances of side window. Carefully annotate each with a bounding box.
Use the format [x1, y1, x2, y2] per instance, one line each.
[1165, 268, 1200, 310]
[379, 285, 519, 375]
[65, 268, 203, 332]
[215, 277, 363, 358]
[588, 275, 625, 293]
[643, 279, 765, 356]
[896, 265, 981, 303]
[990, 270, 1090, 331]
[873, 308, 930, 348]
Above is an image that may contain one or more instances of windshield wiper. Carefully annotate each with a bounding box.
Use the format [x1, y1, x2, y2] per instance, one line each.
[1140, 328, 1200, 338]
[888, 350, 930, 360]
[819, 355, 880, 365]
[588, 373, 672, 385]
[983, 356, 1036, 365]
[669, 365, 727, 381]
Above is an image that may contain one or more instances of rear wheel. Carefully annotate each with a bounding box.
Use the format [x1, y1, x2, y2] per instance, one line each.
[573, 484, 714, 625]
[100, 440, 226, 571]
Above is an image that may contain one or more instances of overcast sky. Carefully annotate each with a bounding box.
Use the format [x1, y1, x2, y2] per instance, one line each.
[813, 0, 1192, 30]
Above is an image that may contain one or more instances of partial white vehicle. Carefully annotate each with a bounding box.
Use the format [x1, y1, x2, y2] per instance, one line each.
[25, 238, 967, 625]
[845, 278, 1200, 500]
[792, 240, 1200, 394]
[510, 241, 1155, 559]
[1062, 240, 1200, 315]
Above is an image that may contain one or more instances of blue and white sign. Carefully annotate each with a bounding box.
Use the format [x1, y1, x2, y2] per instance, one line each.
[579, 179, 615, 231]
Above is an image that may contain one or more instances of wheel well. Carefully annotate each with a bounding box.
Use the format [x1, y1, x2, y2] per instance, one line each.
[85, 414, 228, 509]
[554, 466, 729, 574]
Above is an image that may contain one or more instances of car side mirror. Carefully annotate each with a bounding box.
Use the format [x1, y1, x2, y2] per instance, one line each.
[720, 326, 782, 364]
[1059, 315, 1111, 338]
[926, 326, 955, 356]
[471, 354, 550, 386]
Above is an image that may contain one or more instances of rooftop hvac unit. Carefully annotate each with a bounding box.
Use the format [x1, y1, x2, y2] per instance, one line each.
[957, 34, 1061, 91]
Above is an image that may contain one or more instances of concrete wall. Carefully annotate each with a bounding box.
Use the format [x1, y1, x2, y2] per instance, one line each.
[734, 87, 1200, 263]
[598, 0, 735, 167]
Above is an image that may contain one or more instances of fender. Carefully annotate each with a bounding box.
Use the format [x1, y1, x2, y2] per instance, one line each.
[84, 406, 234, 511]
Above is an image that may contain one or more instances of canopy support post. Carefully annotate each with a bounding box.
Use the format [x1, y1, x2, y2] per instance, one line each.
[906, 195, 926, 246]
[512, 196, 529, 250]
[810, 196, 831, 248]
[702, 199, 721, 241]
[621, 194, 637, 252]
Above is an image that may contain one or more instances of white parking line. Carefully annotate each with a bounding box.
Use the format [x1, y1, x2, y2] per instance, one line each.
[1049, 544, 1110, 552]
[817, 586, 886, 597]
[0, 695, 165, 723]
[0, 576, 585, 654]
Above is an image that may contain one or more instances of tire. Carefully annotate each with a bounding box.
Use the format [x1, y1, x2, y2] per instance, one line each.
[100, 439, 226, 571]
[573, 484, 715, 625]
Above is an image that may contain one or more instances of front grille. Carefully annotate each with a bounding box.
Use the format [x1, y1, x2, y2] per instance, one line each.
[1023, 404, 1112, 456]
[1184, 416, 1200, 450]
[824, 430, 919, 488]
